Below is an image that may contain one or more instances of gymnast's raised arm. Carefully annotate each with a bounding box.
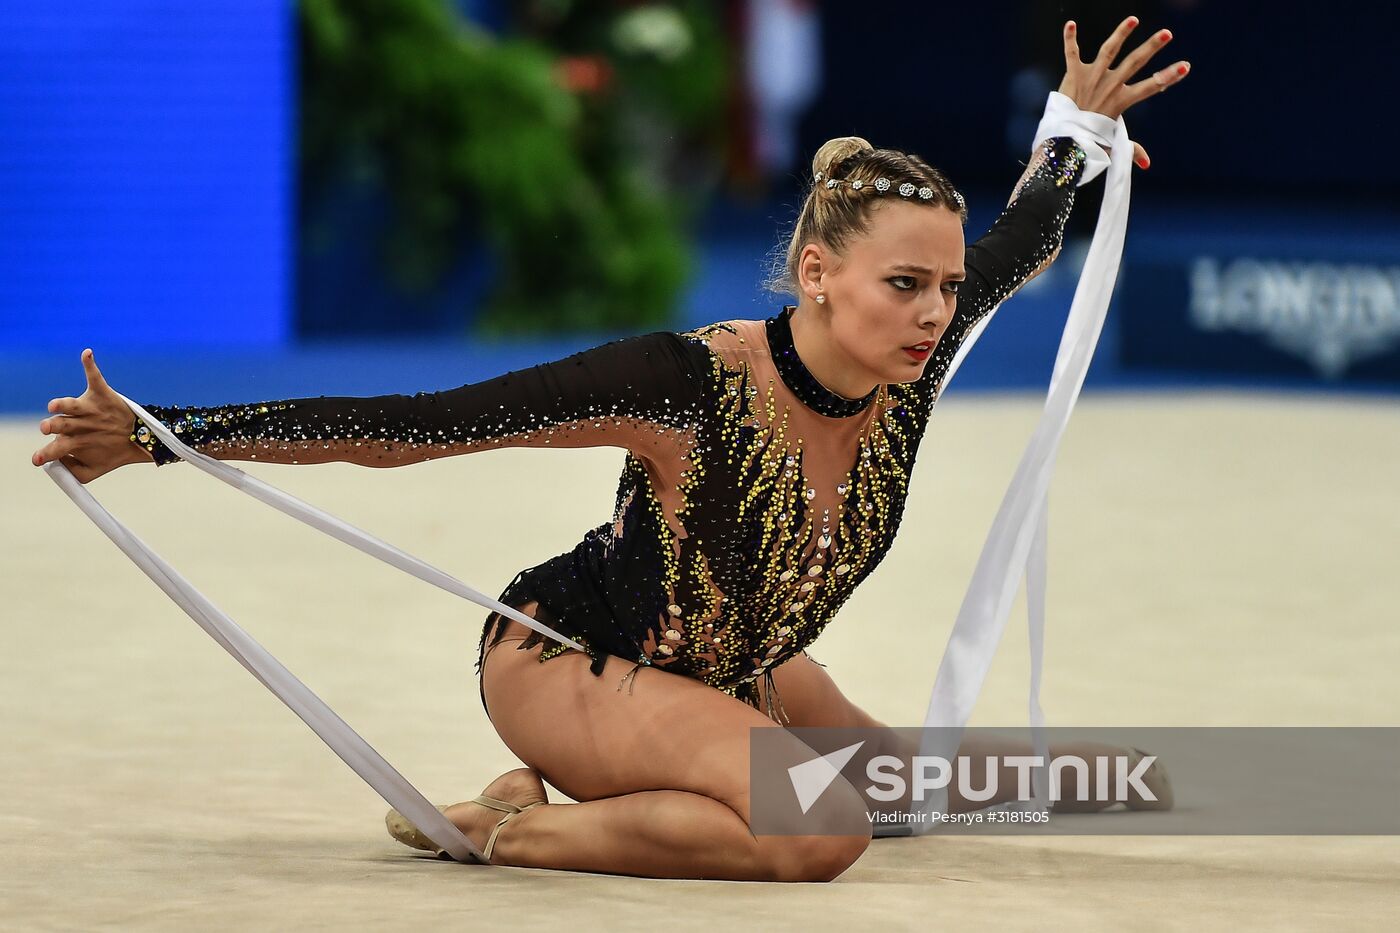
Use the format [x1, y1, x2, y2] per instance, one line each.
[32, 332, 710, 483]
[936, 15, 1190, 358]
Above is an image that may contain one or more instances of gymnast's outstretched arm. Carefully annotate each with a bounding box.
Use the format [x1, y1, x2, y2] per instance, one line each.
[32, 332, 711, 481]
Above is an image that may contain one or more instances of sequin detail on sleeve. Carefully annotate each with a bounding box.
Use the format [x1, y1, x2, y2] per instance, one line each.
[910, 136, 1086, 406]
[132, 332, 710, 468]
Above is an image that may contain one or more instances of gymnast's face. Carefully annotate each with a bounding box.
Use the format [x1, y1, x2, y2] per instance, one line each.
[800, 200, 965, 391]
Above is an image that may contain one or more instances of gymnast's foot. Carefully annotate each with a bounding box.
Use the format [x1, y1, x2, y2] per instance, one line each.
[385, 767, 549, 862]
[1122, 747, 1173, 811]
[444, 767, 550, 863]
[1049, 746, 1173, 813]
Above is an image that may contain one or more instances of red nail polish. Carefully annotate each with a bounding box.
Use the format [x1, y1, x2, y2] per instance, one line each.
[1128, 16, 1139, 27]
[1161, 30, 1172, 41]
[1177, 63, 1189, 75]
[1067, 21, 1076, 31]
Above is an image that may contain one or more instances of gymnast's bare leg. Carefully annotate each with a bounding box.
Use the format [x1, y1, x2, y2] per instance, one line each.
[463, 606, 872, 882]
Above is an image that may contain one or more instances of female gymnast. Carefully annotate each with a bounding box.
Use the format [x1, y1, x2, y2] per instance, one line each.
[32, 19, 1188, 881]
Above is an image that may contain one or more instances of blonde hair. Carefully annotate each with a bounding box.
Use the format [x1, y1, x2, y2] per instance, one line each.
[767, 136, 966, 296]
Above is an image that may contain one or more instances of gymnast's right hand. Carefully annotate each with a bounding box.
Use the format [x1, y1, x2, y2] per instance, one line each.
[32, 348, 152, 483]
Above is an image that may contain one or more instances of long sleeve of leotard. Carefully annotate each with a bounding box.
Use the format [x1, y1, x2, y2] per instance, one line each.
[129, 331, 710, 468]
[939, 136, 1088, 354]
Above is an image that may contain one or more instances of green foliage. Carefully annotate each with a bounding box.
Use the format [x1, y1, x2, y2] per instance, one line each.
[298, 0, 726, 335]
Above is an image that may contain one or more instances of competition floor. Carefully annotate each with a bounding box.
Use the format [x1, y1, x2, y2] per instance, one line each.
[4, 392, 1398, 930]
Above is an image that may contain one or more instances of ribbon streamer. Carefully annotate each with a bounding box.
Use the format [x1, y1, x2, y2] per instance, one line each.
[913, 101, 1134, 823]
[43, 396, 589, 862]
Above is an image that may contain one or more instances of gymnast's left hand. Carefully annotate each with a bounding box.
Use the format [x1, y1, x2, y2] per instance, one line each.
[31, 348, 150, 483]
[1058, 15, 1192, 169]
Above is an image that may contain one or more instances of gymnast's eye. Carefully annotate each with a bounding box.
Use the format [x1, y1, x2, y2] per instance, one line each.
[943, 280, 962, 295]
[888, 276, 917, 291]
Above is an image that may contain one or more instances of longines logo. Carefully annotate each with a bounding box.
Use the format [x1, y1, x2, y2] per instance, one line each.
[1188, 257, 1400, 377]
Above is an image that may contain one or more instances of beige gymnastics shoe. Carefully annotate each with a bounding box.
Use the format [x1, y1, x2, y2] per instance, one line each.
[385, 796, 546, 863]
[387, 767, 549, 863]
[385, 804, 454, 859]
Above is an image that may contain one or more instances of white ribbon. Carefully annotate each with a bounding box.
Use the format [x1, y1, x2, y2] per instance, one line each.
[914, 95, 1134, 822]
[43, 394, 589, 862]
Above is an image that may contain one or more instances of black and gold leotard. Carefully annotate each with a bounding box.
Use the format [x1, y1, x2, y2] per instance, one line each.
[130, 138, 1087, 722]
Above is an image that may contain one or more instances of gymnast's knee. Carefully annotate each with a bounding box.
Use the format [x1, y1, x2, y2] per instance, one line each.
[755, 778, 872, 882]
[760, 830, 871, 883]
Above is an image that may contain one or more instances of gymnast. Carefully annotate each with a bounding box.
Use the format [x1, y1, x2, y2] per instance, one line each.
[32, 18, 1187, 881]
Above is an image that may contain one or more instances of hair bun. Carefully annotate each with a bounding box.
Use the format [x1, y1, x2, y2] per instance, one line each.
[811, 136, 873, 179]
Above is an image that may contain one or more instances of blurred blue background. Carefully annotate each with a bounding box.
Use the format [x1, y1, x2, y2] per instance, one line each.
[2, 0, 1397, 413]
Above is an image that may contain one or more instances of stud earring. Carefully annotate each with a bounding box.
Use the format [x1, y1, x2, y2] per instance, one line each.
[815, 294, 826, 304]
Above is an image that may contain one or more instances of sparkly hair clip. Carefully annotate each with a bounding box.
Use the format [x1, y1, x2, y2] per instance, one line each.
[814, 171, 964, 211]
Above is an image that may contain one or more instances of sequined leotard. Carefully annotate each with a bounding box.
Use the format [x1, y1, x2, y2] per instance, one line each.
[131, 138, 1087, 722]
